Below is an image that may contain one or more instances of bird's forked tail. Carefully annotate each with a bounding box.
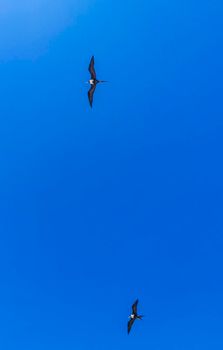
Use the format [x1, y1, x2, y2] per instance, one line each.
[137, 315, 143, 320]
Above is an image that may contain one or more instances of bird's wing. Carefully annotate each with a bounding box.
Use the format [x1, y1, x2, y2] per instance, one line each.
[132, 299, 138, 314]
[88, 84, 96, 107]
[88, 56, 96, 79]
[128, 318, 135, 334]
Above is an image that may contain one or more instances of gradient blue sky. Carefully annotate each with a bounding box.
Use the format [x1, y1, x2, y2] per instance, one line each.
[0, 1, 223, 349]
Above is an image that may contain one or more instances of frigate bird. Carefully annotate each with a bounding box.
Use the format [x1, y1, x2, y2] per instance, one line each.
[87, 56, 107, 107]
[127, 299, 143, 334]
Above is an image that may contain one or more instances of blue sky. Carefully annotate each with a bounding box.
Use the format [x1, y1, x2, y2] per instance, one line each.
[0, 0, 223, 349]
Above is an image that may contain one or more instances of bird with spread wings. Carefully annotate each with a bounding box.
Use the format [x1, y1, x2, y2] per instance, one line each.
[128, 299, 143, 334]
[87, 56, 107, 107]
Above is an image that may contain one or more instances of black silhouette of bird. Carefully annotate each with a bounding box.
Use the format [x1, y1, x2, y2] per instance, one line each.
[87, 56, 107, 107]
[127, 299, 143, 334]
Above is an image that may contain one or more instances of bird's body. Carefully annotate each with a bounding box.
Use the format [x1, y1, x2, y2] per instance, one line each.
[87, 56, 107, 107]
[127, 299, 143, 334]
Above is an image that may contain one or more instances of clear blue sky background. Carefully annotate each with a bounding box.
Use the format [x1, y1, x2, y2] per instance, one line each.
[0, 1, 223, 349]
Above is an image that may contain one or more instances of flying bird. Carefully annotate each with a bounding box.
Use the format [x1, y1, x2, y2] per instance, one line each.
[87, 56, 107, 107]
[127, 299, 143, 334]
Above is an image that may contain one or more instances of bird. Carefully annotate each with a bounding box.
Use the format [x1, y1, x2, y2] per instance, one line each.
[127, 299, 143, 334]
[87, 56, 107, 107]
